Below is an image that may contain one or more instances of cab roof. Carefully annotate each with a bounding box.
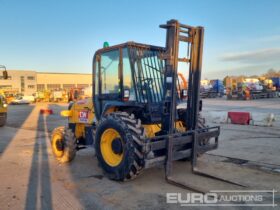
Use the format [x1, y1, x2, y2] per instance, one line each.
[94, 41, 165, 55]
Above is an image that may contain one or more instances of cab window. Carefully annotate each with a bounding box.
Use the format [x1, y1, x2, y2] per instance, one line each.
[94, 60, 99, 96]
[122, 48, 136, 100]
[100, 50, 120, 94]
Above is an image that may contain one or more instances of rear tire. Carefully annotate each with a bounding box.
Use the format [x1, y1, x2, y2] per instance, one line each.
[51, 126, 77, 163]
[95, 112, 145, 181]
[0, 113, 7, 127]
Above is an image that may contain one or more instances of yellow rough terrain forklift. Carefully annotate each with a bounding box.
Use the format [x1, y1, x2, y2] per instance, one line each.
[0, 65, 8, 127]
[51, 20, 242, 192]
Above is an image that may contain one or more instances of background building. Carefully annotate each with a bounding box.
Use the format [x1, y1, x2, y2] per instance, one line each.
[36, 72, 92, 91]
[0, 70, 37, 96]
[0, 70, 92, 96]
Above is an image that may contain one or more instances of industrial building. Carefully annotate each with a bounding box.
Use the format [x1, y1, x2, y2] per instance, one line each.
[0, 70, 37, 96]
[36, 72, 92, 91]
[0, 70, 92, 96]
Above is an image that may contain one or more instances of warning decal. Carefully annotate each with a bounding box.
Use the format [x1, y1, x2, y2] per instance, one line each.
[79, 111, 88, 123]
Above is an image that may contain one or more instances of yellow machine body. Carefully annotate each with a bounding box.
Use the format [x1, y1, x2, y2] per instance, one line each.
[0, 96, 7, 113]
[61, 97, 187, 140]
[61, 98, 95, 139]
[0, 93, 8, 126]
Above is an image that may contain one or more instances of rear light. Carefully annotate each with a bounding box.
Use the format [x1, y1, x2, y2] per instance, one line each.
[123, 89, 130, 101]
[181, 89, 188, 99]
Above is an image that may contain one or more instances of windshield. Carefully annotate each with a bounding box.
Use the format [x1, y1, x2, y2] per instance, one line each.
[129, 47, 165, 103]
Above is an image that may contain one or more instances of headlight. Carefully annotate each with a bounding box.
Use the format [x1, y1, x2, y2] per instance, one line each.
[3, 104, 8, 108]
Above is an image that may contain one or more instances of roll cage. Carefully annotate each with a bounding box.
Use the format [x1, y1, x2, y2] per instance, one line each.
[92, 42, 186, 122]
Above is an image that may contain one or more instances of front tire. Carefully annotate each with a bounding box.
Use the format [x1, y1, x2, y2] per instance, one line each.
[95, 112, 145, 181]
[51, 126, 77, 163]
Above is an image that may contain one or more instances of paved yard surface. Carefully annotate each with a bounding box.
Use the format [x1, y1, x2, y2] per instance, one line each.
[203, 97, 280, 114]
[0, 101, 279, 210]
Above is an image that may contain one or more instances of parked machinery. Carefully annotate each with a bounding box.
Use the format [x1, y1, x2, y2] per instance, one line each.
[3, 90, 18, 104]
[244, 78, 264, 99]
[68, 88, 84, 102]
[226, 76, 277, 100]
[50, 90, 69, 103]
[200, 79, 224, 98]
[271, 77, 280, 96]
[0, 92, 8, 127]
[35, 91, 46, 102]
[51, 20, 244, 192]
[35, 90, 51, 102]
[258, 77, 278, 98]
[0, 66, 8, 126]
[225, 76, 245, 99]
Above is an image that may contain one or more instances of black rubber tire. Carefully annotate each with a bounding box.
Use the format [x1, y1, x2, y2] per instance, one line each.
[51, 126, 77, 163]
[95, 112, 145, 181]
[0, 113, 7, 127]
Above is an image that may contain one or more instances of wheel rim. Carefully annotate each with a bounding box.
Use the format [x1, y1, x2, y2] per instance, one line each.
[100, 128, 124, 167]
[52, 133, 64, 158]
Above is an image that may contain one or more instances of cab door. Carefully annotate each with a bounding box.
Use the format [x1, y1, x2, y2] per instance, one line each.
[95, 49, 121, 118]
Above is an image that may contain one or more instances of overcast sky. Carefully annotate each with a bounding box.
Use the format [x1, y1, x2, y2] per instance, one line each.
[1, 0, 280, 79]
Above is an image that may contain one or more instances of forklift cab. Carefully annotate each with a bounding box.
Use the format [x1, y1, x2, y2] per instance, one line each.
[93, 42, 189, 124]
[93, 43, 169, 122]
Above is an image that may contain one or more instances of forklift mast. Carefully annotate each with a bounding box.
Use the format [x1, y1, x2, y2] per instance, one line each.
[160, 20, 204, 177]
[159, 21, 245, 191]
[160, 20, 204, 134]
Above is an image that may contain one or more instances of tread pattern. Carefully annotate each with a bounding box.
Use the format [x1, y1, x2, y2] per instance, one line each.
[51, 126, 77, 163]
[96, 112, 145, 181]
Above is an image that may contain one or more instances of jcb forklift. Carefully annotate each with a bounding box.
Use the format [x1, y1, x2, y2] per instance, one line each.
[52, 20, 243, 192]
